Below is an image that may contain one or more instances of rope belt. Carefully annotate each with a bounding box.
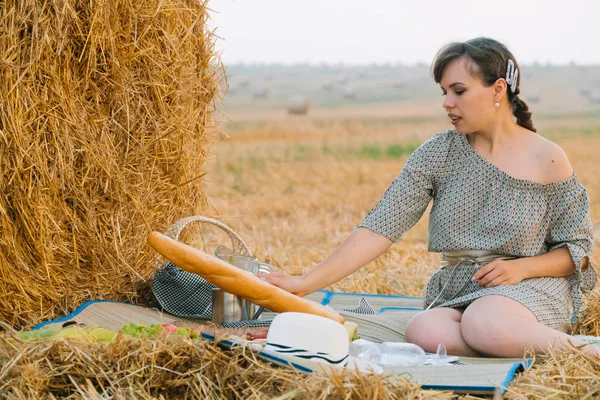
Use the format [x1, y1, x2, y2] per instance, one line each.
[424, 250, 518, 311]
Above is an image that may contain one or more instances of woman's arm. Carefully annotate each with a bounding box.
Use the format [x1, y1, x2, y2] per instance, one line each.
[261, 227, 394, 297]
[263, 135, 444, 296]
[519, 247, 585, 278]
[473, 247, 582, 288]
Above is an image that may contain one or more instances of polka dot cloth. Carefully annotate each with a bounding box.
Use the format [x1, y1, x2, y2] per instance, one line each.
[359, 129, 597, 332]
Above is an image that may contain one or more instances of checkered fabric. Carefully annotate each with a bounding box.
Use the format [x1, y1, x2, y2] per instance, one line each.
[359, 129, 597, 332]
[152, 262, 272, 328]
[339, 297, 377, 315]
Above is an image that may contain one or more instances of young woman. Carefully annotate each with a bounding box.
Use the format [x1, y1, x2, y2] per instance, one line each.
[261, 37, 598, 358]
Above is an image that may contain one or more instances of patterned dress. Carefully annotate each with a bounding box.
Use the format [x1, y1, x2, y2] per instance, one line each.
[359, 129, 597, 332]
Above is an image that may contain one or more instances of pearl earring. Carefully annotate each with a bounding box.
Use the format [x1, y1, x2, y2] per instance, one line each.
[495, 102, 500, 108]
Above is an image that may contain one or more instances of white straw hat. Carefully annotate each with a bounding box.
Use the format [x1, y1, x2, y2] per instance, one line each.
[262, 312, 384, 375]
[264, 312, 350, 366]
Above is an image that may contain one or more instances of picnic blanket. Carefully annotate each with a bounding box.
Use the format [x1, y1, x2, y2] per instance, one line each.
[29, 290, 536, 395]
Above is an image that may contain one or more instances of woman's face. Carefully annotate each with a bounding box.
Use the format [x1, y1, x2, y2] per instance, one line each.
[440, 57, 497, 134]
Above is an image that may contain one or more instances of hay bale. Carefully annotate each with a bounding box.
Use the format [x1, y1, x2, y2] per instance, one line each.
[253, 86, 269, 99]
[527, 93, 540, 103]
[337, 75, 349, 85]
[238, 77, 250, 87]
[287, 96, 310, 115]
[0, 0, 222, 328]
[342, 87, 356, 100]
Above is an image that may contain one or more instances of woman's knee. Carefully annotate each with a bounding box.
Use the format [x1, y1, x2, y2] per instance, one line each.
[461, 296, 537, 355]
[460, 307, 500, 354]
[405, 308, 461, 352]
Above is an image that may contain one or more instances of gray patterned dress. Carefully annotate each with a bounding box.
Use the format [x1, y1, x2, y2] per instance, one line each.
[359, 129, 597, 332]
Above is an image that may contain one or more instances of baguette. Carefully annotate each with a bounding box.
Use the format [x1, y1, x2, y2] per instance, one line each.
[147, 232, 345, 324]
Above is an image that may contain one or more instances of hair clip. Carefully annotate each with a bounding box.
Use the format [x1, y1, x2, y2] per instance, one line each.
[506, 59, 519, 93]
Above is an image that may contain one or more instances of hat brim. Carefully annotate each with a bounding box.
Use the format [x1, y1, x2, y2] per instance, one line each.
[251, 342, 383, 374]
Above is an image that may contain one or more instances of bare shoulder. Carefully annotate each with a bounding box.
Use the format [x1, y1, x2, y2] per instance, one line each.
[532, 134, 574, 183]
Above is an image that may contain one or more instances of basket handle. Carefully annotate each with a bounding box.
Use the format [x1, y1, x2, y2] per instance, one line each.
[155, 215, 253, 267]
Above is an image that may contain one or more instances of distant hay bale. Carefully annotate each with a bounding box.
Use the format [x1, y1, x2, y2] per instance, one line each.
[0, 0, 222, 328]
[342, 87, 356, 100]
[581, 88, 591, 98]
[321, 82, 334, 91]
[238, 77, 250, 87]
[527, 93, 541, 103]
[287, 96, 310, 115]
[337, 75, 349, 85]
[253, 86, 269, 99]
[393, 82, 405, 89]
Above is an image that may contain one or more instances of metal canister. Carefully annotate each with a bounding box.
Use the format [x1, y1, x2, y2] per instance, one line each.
[212, 245, 274, 323]
[211, 287, 259, 324]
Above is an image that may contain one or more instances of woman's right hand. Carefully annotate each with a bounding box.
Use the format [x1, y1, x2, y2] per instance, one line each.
[257, 272, 309, 297]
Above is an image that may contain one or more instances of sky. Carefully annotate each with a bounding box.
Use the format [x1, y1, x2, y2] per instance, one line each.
[208, 0, 600, 66]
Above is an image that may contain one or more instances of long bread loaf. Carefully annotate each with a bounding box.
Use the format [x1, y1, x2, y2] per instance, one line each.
[147, 232, 345, 324]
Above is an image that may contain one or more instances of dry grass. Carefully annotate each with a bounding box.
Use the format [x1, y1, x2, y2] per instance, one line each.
[0, 332, 451, 399]
[0, 0, 222, 328]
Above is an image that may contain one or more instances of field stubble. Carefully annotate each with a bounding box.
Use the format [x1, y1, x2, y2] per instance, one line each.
[200, 117, 600, 301]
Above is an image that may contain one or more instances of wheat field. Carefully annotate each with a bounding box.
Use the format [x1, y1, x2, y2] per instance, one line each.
[198, 114, 600, 301]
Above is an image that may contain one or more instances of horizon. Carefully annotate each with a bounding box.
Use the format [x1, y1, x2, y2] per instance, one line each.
[222, 61, 600, 68]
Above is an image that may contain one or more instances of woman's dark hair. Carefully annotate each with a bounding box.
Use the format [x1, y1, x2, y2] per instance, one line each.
[431, 37, 536, 133]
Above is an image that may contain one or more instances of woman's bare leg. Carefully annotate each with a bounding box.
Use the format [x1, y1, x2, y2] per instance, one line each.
[461, 295, 599, 358]
[405, 307, 481, 357]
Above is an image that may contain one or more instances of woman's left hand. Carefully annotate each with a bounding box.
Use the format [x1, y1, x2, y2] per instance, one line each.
[472, 259, 528, 288]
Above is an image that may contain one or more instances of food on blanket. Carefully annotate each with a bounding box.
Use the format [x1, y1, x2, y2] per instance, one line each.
[161, 323, 178, 333]
[18, 326, 118, 342]
[172, 319, 269, 341]
[17, 328, 57, 340]
[176, 327, 201, 340]
[60, 327, 118, 342]
[121, 323, 162, 338]
[245, 327, 269, 341]
[147, 231, 345, 324]
[343, 322, 359, 341]
[120, 323, 202, 340]
[119, 322, 269, 342]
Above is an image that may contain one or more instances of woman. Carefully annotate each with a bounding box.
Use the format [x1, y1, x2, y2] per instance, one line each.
[261, 37, 598, 358]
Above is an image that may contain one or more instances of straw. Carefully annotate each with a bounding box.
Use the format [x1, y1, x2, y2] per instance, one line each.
[0, 332, 452, 399]
[0, 0, 223, 329]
